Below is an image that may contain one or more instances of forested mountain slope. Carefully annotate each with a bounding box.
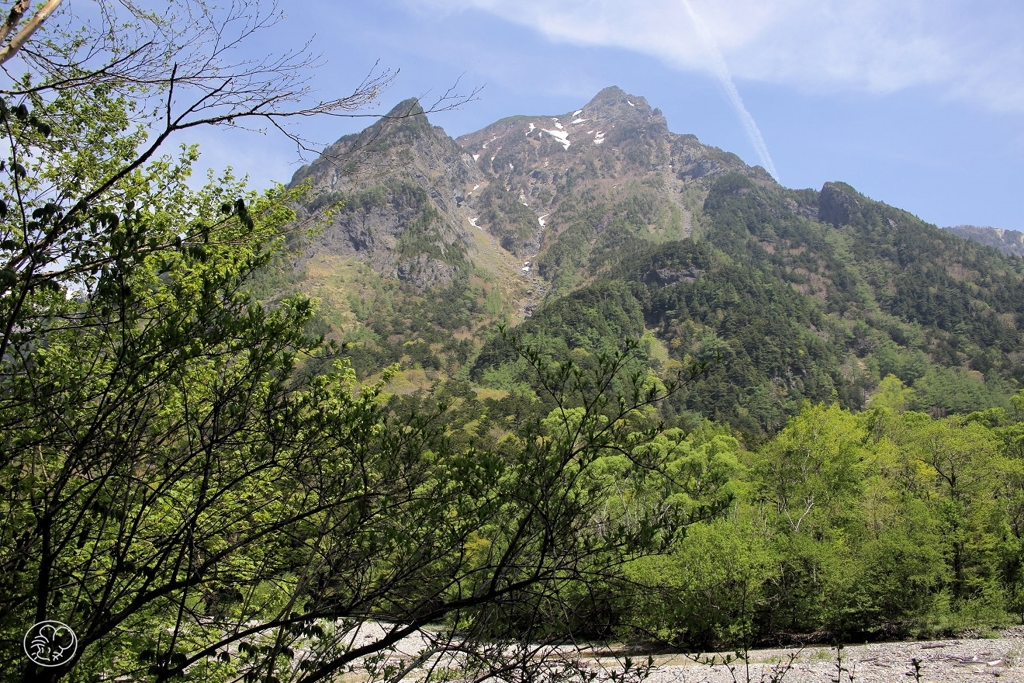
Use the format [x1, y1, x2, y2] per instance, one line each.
[276, 86, 1024, 442]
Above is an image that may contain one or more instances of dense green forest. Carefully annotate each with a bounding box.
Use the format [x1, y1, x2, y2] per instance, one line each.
[410, 371, 1024, 647]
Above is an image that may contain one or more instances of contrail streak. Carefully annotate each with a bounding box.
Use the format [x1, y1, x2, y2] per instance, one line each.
[680, 0, 779, 183]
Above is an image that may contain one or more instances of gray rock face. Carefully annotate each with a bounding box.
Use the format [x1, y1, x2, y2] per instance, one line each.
[453, 86, 772, 264]
[396, 252, 458, 290]
[818, 182, 862, 227]
[642, 266, 701, 287]
[290, 98, 481, 291]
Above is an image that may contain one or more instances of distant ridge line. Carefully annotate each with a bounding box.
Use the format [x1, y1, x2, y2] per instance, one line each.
[943, 224, 1024, 257]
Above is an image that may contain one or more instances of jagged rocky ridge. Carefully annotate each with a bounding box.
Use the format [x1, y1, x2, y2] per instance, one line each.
[287, 87, 767, 291]
[454, 86, 768, 259]
[290, 99, 481, 291]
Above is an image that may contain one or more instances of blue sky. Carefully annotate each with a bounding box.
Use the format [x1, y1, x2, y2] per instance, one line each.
[188, 0, 1024, 232]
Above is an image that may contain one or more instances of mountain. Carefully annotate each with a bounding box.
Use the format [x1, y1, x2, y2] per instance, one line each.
[455, 86, 770, 294]
[276, 87, 1024, 442]
[290, 99, 479, 291]
[944, 224, 1024, 258]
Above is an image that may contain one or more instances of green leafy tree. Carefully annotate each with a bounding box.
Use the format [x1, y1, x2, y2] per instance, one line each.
[751, 403, 871, 632]
[906, 417, 1006, 605]
[994, 420, 1024, 621]
[623, 516, 776, 650]
[754, 403, 867, 538]
[0, 103, 679, 683]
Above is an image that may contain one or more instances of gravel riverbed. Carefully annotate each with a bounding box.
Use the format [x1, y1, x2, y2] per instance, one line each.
[628, 628, 1024, 683]
[328, 623, 1024, 683]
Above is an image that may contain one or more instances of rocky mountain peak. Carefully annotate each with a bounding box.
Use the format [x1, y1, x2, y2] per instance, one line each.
[388, 97, 426, 117]
[818, 181, 864, 227]
[287, 101, 481, 292]
[449, 87, 764, 260]
[287, 87, 777, 294]
[455, 86, 670, 158]
[290, 98, 451, 188]
[579, 86, 667, 130]
[367, 98, 433, 140]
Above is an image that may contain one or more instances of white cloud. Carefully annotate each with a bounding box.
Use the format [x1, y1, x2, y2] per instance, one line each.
[679, 0, 778, 180]
[410, 0, 1024, 111]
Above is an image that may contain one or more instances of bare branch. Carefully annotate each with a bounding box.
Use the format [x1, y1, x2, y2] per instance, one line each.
[0, 0, 31, 47]
[0, 0, 63, 65]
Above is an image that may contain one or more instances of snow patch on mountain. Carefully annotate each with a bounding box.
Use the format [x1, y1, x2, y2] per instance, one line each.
[542, 127, 571, 150]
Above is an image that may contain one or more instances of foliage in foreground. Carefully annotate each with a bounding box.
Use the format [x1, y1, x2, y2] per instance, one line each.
[0, 82, 719, 683]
